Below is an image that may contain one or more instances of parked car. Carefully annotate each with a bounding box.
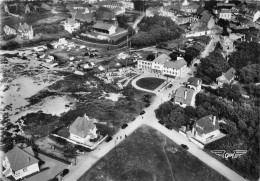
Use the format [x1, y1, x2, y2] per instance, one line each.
[158, 120, 164, 125]
[76, 150, 85, 155]
[121, 124, 128, 129]
[168, 84, 173, 88]
[180, 144, 189, 150]
[106, 136, 113, 142]
[140, 111, 145, 115]
[60, 169, 69, 177]
[145, 103, 150, 107]
[170, 98, 174, 102]
[166, 125, 172, 130]
[143, 94, 152, 98]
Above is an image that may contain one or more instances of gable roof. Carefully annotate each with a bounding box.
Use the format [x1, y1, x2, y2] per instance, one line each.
[18, 23, 31, 33]
[187, 77, 202, 87]
[75, 13, 95, 23]
[195, 115, 220, 135]
[92, 22, 116, 31]
[153, 54, 171, 64]
[224, 67, 236, 81]
[220, 9, 231, 14]
[174, 87, 195, 105]
[4, 146, 38, 171]
[200, 10, 211, 23]
[164, 58, 187, 69]
[69, 116, 96, 138]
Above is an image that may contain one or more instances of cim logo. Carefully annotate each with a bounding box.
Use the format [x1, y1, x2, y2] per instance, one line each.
[211, 150, 247, 159]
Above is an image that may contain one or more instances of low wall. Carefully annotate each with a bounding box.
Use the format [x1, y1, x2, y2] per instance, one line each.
[179, 130, 187, 137]
[51, 134, 107, 150]
[190, 137, 205, 149]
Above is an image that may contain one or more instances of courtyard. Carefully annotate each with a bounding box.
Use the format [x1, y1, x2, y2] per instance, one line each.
[136, 77, 165, 91]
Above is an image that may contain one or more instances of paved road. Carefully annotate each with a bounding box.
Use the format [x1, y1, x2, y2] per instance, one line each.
[63, 66, 247, 181]
[200, 35, 220, 58]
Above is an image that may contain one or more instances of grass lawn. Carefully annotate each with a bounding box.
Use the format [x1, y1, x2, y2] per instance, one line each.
[79, 126, 228, 181]
[136, 77, 165, 91]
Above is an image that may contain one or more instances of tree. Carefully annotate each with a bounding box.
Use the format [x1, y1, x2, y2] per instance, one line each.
[196, 50, 230, 83]
[146, 54, 155, 61]
[238, 64, 260, 84]
[169, 52, 177, 61]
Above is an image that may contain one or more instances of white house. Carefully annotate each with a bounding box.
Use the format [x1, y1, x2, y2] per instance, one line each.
[216, 67, 236, 87]
[137, 59, 152, 71]
[3, 25, 16, 35]
[92, 22, 117, 35]
[17, 23, 34, 40]
[162, 58, 187, 78]
[219, 9, 231, 20]
[174, 87, 196, 107]
[186, 77, 202, 92]
[192, 115, 221, 143]
[69, 114, 98, 144]
[62, 18, 81, 34]
[2, 146, 39, 180]
[151, 54, 171, 74]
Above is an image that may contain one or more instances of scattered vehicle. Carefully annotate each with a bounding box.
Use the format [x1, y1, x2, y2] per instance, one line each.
[121, 124, 128, 129]
[76, 150, 85, 155]
[158, 120, 164, 125]
[106, 136, 113, 142]
[166, 125, 172, 130]
[168, 84, 173, 88]
[145, 103, 150, 107]
[180, 144, 189, 150]
[143, 94, 152, 98]
[140, 111, 145, 115]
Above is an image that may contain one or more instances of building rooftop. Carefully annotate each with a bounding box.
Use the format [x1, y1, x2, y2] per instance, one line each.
[220, 9, 231, 14]
[153, 54, 171, 64]
[174, 87, 195, 105]
[187, 77, 202, 87]
[195, 115, 220, 135]
[4, 146, 39, 171]
[92, 22, 116, 31]
[69, 115, 96, 138]
[164, 58, 187, 69]
[224, 67, 236, 81]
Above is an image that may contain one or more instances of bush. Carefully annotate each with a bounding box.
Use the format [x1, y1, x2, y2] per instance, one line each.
[2, 34, 16, 41]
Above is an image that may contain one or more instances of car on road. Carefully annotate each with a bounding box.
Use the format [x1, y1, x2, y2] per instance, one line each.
[180, 144, 189, 150]
[168, 84, 173, 88]
[121, 124, 128, 129]
[158, 120, 164, 125]
[106, 136, 113, 142]
[76, 150, 85, 155]
[140, 111, 145, 115]
[145, 103, 150, 107]
[166, 125, 172, 130]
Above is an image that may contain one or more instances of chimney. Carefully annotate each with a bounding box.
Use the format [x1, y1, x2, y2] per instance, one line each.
[213, 116, 216, 126]
[184, 90, 187, 100]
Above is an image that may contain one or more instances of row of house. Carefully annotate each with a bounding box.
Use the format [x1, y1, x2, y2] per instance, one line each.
[137, 54, 187, 79]
[146, 0, 200, 25]
[3, 23, 34, 40]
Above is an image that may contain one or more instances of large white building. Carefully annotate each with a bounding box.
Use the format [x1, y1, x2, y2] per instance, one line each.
[138, 54, 187, 78]
[2, 146, 40, 180]
[62, 18, 81, 34]
[69, 115, 98, 144]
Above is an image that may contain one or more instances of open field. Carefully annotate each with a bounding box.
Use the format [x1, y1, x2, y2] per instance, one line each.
[79, 126, 228, 181]
[33, 14, 69, 26]
[136, 77, 165, 91]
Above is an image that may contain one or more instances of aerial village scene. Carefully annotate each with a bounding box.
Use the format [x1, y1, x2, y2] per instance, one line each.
[0, 0, 259, 181]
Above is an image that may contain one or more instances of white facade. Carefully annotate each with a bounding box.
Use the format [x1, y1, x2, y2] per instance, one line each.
[151, 61, 165, 73]
[219, 11, 231, 20]
[162, 64, 187, 77]
[185, 29, 212, 37]
[137, 60, 152, 71]
[3, 157, 39, 180]
[63, 20, 81, 34]
[70, 127, 97, 144]
[194, 129, 220, 143]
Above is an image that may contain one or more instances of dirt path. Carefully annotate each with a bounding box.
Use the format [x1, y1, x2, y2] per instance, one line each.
[162, 138, 176, 181]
